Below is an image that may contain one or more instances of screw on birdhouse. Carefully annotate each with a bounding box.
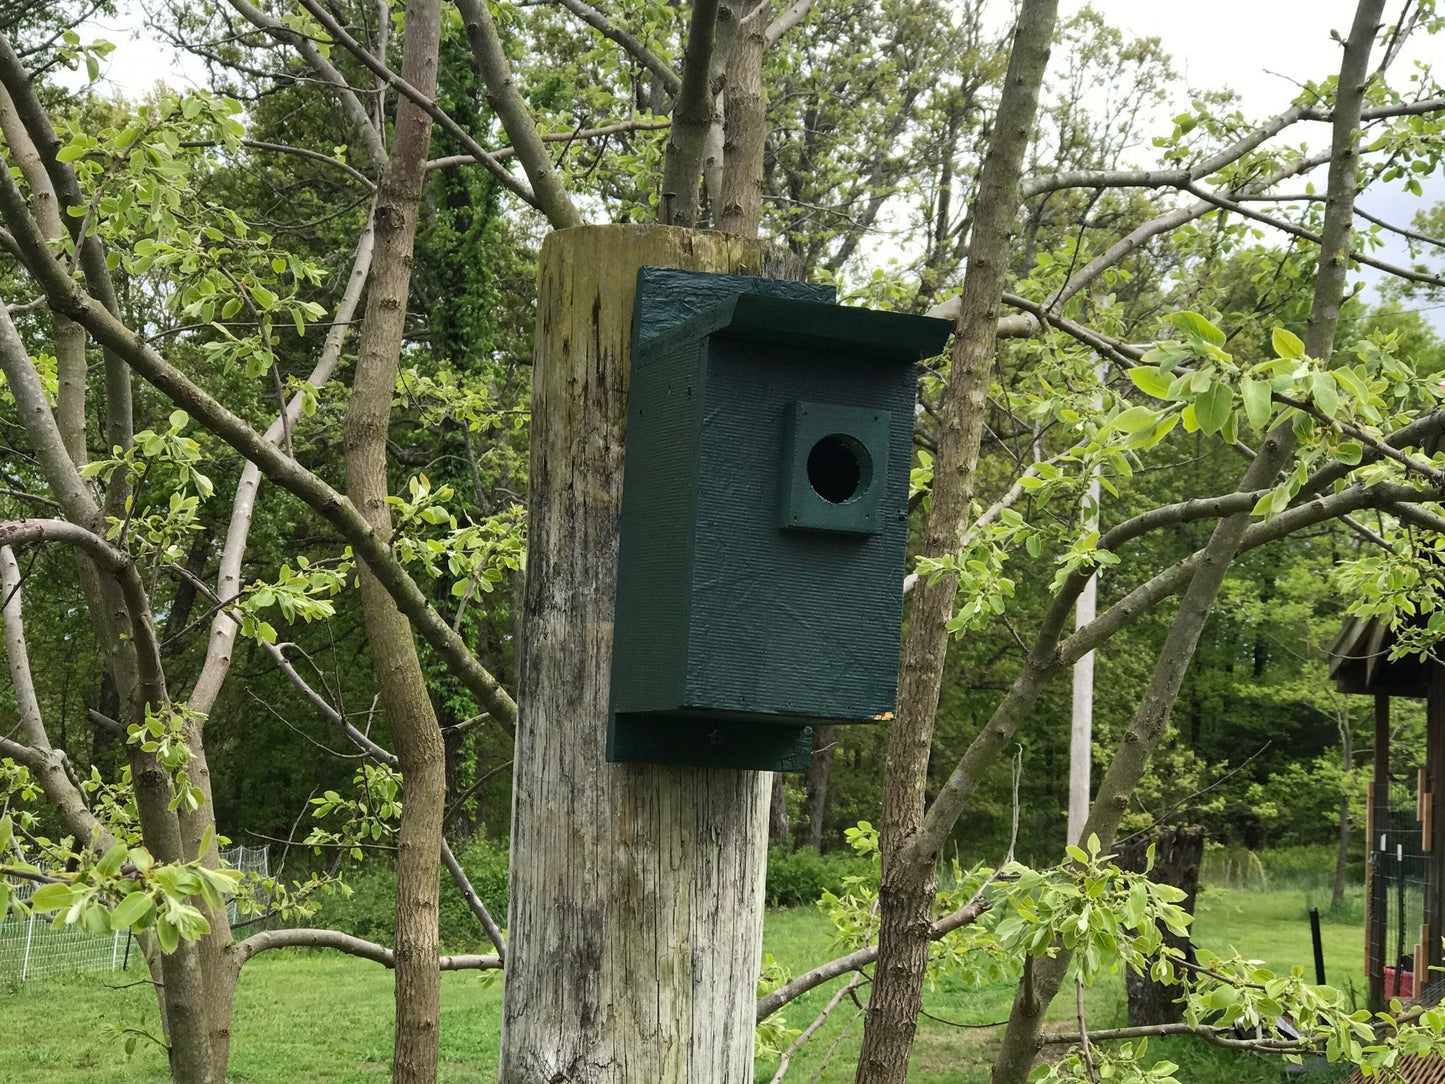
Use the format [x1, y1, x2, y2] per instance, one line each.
[709, 730, 723, 745]
[662, 191, 676, 224]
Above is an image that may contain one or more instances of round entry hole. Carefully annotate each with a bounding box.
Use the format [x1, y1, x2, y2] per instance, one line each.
[806, 434, 871, 504]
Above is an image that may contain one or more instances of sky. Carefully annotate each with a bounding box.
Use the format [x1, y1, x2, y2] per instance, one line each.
[66, 1, 1445, 324]
[1069, 0, 1445, 324]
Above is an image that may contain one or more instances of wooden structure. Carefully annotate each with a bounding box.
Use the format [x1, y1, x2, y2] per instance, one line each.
[1345, 1056, 1445, 1084]
[1330, 617, 1445, 1011]
[609, 268, 950, 771]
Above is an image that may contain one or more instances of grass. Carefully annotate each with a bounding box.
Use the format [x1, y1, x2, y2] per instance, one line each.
[0, 885, 1366, 1082]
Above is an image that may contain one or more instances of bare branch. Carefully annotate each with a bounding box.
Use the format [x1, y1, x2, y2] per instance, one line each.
[223, 0, 388, 172]
[763, 0, 815, 47]
[1186, 182, 1445, 290]
[1023, 101, 1313, 199]
[291, 0, 539, 210]
[755, 895, 991, 1022]
[453, 0, 584, 229]
[549, 0, 681, 94]
[188, 200, 378, 718]
[178, 138, 377, 191]
[1356, 204, 1445, 249]
[1, 545, 48, 750]
[440, 837, 507, 962]
[425, 120, 670, 171]
[233, 926, 500, 971]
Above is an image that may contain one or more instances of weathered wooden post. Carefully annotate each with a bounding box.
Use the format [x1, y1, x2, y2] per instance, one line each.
[500, 225, 795, 1082]
[502, 224, 949, 1082]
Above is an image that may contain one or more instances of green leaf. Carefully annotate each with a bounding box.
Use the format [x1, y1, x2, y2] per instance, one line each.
[110, 891, 155, 929]
[1110, 406, 1159, 434]
[1241, 377, 1271, 430]
[251, 284, 278, 310]
[1127, 367, 1172, 399]
[1312, 371, 1338, 417]
[155, 916, 179, 954]
[96, 843, 129, 878]
[55, 140, 89, 163]
[1169, 311, 1225, 347]
[1192, 383, 1232, 436]
[30, 883, 75, 912]
[1272, 327, 1306, 359]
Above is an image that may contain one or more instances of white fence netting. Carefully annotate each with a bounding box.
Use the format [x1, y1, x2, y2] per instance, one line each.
[0, 844, 267, 982]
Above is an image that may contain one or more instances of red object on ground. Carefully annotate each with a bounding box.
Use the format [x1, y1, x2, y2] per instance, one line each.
[1385, 965, 1415, 999]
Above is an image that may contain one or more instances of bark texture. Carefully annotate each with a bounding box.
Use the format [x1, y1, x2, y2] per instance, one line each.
[855, 4, 1059, 1081]
[1118, 826, 1203, 1027]
[660, 0, 721, 224]
[501, 224, 797, 1083]
[717, 0, 769, 237]
[340, 3, 446, 1082]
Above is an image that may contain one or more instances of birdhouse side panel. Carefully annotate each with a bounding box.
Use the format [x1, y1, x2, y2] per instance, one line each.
[609, 335, 708, 715]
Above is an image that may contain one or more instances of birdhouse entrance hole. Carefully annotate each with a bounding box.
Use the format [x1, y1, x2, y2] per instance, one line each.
[806, 434, 870, 504]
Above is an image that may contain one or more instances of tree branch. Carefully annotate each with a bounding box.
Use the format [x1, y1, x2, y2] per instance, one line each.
[453, 0, 584, 228]
[425, 120, 671, 171]
[223, 0, 388, 172]
[440, 837, 507, 962]
[233, 926, 500, 971]
[1, 544, 49, 750]
[0, 159, 518, 728]
[659, 0, 721, 225]
[549, 0, 680, 94]
[763, 0, 815, 47]
[291, 0, 538, 210]
[756, 896, 990, 1022]
[188, 199, 378, 719]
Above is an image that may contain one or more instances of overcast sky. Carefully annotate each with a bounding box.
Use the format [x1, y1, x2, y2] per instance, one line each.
[1073, 1, 1444, 324]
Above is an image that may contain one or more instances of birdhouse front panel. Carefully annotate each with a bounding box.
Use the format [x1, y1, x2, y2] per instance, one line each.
[683, 335, 914, 724]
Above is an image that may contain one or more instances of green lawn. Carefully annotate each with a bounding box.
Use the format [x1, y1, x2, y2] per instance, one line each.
[0, 886, 1365, 1082]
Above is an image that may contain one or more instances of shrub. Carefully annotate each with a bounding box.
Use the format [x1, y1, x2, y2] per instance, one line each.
[765, 845, 872, 908]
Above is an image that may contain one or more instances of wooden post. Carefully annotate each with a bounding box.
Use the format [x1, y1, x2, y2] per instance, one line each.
[1367, 691, 1389, 1010]
[500, 225, 798, 1083]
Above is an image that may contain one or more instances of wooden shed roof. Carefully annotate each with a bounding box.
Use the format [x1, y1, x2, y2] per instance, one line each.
[1329, 615, 1433, 697]
[1345, 1055, 1445, 1083]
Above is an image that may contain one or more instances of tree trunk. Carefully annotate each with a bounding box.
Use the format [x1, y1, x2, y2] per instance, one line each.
[717, 0, 769, 238]
[988, 7, 1384, 1080]
[500, 224, 797, 1083]
[770, 772, 791, 845]
[1117, 826, 1203, 1027]
[795, 724, 835, 851]
[855, 5, 1060, 1081]
[342, 3, 446, 1082]
[1333, 791, 1352, 910]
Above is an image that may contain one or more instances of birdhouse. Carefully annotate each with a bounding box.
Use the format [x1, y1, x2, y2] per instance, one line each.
[608, 267, 953, 771]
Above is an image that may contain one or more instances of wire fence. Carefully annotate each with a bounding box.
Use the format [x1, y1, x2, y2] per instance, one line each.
[0, 844, 267, 983]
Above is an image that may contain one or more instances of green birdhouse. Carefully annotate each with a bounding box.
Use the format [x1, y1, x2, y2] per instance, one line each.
[608, 268, 953, 771]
